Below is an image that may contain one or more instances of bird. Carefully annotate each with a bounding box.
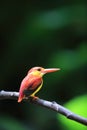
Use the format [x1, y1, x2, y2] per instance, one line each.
[18, 66, 60, 102]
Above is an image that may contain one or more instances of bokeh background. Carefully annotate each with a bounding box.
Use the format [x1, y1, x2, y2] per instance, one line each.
[0, 1, 87, 130]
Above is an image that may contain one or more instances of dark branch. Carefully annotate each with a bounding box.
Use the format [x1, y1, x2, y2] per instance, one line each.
[0, 90, 87, 126]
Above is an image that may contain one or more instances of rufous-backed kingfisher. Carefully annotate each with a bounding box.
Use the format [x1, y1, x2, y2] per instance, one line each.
[18, 67, 60, 102]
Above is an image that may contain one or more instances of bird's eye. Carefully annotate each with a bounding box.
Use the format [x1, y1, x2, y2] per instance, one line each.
[37, 68, 41, 71]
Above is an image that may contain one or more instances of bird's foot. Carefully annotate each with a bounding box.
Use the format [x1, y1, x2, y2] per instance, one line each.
[29, 95, 39, 101]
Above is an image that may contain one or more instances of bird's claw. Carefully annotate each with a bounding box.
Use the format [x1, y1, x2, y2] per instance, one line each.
[29, 95, 39, 101]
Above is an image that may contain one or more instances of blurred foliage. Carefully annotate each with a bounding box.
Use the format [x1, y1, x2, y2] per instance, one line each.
[58, 95, 87, 130]
[0, 115, 28, 130]
[0, 0, 87, 130]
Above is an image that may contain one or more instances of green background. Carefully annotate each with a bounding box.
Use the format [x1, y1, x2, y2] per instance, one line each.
[0, 1, 87, 130]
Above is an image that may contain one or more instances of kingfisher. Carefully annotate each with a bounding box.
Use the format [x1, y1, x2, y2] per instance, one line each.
[18, 67, 60, 102]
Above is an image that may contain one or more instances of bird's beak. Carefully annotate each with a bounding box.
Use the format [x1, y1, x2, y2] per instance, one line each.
[42, 68, 60, 74]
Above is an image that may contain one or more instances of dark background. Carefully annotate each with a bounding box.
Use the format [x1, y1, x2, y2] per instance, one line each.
[0, 1, 87, 130]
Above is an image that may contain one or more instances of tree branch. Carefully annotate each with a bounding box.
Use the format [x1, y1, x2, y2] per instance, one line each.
[0, 90, 87, 126]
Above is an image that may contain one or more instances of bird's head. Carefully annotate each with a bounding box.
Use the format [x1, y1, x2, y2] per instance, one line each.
[28, 67, 60, 77]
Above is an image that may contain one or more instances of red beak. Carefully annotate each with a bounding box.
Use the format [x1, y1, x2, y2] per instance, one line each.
[43, 68, 60, 74]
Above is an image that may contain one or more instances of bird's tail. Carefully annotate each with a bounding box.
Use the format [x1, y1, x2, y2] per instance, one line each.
[18, 92, 24, 103]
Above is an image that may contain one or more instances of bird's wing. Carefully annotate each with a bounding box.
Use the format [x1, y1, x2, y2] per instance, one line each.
[20, 75, 42, 90]
[18, 75, 42, 102]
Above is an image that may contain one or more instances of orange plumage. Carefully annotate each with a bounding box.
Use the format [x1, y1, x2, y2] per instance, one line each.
[18, 67, 60, 102]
